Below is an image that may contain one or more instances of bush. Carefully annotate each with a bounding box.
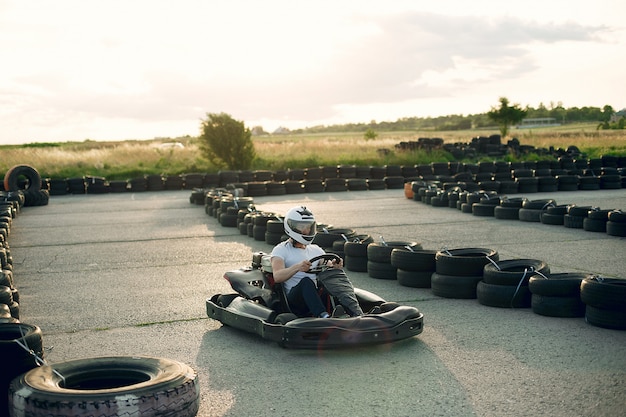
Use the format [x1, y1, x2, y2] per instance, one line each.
[198, 113, 256, 170]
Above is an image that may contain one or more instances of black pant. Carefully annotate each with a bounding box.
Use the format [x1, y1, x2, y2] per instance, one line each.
[287, 277, 326, 317]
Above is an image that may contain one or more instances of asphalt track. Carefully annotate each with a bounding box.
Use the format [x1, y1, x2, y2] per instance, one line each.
[8, 187, 626, 417]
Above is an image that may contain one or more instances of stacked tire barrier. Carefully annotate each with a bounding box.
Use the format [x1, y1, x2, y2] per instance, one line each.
[409, 178, 626, 238]
[580, 276, 626, 330]
[192, 186, 626, 332]
[432, 248, 499, 299]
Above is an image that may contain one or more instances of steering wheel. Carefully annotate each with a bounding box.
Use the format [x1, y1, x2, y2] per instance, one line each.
[308, 253, 342, 274]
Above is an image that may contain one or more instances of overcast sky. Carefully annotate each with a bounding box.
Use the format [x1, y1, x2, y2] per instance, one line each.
[1, 0, 624, 144]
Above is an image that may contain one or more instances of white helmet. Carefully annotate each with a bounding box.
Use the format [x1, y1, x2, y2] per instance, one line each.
[284, 206, 317, 245]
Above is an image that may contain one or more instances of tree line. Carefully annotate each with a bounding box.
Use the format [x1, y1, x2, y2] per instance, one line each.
[289, 102, 620, 134]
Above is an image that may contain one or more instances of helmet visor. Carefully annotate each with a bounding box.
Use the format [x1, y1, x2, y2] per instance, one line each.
[287, 219, 316, 237]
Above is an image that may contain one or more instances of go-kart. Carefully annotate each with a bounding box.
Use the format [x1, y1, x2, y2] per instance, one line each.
[206, 252, 424, 349]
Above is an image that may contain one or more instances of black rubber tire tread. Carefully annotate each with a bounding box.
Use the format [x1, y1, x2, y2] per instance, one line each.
[528, 272, 590, 297]
[367, 241, 421, 264]
[483, 259, 550, 286]
[9, 356, 200, 417]
[390, 249, 437, 271]
[580, 277, 626, 311]
[312, 228, 356, 248]
[397, 269, 432, 288]
[367, 260, 397, 280]
[540, 212, 564, 225]
[531, 294, 585, 318]
[567, 205, 592, 217]
[522, 199, 556, 210]
[343, 236, 373, 257]
[585, 305, 626, 330]
[435, 248, 499, 276]
[606, 221, 626, 237]
[476, 281, 532, 308]
[472, 203, 496, 216]
[583, 217, 607, 232]
[430, 273, 482, 299]
[518, 208, 542, 222]
[344, 255, 368, 272]
[607, 210, 626, 223]
[494, 206, 519, 220]
[3, 165, 42, 192]
[0, 322, 43, 360]
[563, 214, 585, 229]
[546, 204, 570, 215]
[587, 209, 612, 220]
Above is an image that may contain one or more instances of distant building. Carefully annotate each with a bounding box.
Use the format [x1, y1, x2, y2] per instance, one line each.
[516, 117, 561, 129]
[610, 109, 626, 123]
[272, 126, 291, 134]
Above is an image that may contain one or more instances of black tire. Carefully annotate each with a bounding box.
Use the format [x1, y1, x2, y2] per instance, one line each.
[521, 199, 556, 210]
[540, 212, 564, 225]
[397, 269, 432, 288]
[472, 203, 495, 217]
[435, 248, 499, 276]
[518, 208, 542, 222]
[608, 210, 626, 223]
[344, 255, 368, 272]
[583, 217, 607, 233]
[431, 273, 482, 299]
[390, 249, 436, 271]
[482, 259, 550, 286]
[367, 241, 421, 264]
[367, 260, 397, 280]
[567, 205, 592, 217]
[343, 242, 367, 258]
[563, 214, 585, 229]
[494, 206, 519, 220]
[531, 294, 585, 318]
[580, 277, 626, 311]
[476, 281, 531, 308]
[3, 165, 42, 192]
[606, 221, 626, 237]
[585, 305, 626, 330]
[528, 273, 589, 297]
[9, 356, 200, 417]
[0, 323, 43, 415]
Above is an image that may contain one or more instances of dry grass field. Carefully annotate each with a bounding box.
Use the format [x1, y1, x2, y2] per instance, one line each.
[1, 124, 625, 180]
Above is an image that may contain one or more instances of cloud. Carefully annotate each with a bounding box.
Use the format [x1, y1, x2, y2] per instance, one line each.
[0, 1, 620, 142]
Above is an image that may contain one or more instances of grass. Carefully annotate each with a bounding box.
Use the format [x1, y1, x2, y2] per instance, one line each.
[1, 124, 625, 180]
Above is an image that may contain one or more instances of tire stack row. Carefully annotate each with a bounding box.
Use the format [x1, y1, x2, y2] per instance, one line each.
[410, 180, 626, 237]
[190, 187, 625, 330]
[0, 189, 46, 416]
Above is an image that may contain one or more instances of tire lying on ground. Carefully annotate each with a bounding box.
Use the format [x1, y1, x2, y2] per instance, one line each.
[9, 356, 200, 417]
[580, 276, 626, 330]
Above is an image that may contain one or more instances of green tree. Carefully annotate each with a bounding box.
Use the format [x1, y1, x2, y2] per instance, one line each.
[198, 112, 255, 170]
[364, 128, 378, 140]
[487, 97, 528, 138]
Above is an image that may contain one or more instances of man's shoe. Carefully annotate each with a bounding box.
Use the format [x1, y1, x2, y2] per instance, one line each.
[332, 305, 349, 318]
[368, 305, 382, 314]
